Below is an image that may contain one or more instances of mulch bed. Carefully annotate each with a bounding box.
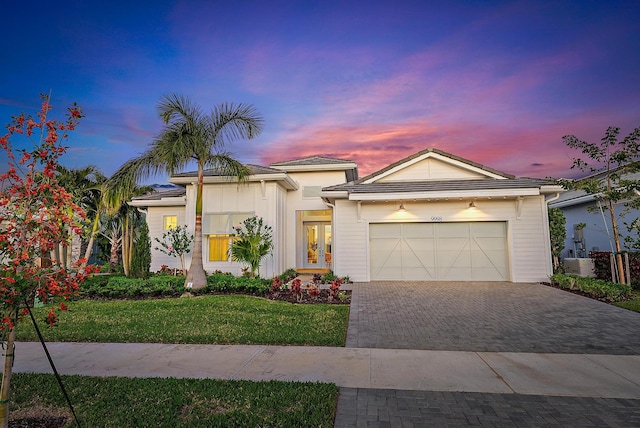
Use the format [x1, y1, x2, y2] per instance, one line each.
[265, 289, 351, 304]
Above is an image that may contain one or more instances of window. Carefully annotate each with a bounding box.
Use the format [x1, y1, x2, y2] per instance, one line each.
[209, 234, 232, 261]
[203, 212, 253, 262]
[164, 215, 178, 230]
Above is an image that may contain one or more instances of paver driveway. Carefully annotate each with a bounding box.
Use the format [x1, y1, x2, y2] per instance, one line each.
[346, 281, 640, 354]
[335, 281, 640, 427]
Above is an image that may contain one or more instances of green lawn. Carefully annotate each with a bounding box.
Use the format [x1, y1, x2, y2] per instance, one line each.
[613, 296, 640, 313]
[17, 295, 349, 346]
[9, 373, 338, 427]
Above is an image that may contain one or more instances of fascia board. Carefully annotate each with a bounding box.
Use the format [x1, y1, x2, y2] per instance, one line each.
[548, 194, 596, 208]
[348, 188, 541, 201]
[320, 190, 349, 199]
[129, 197, 186, 207]
[169, 173, 299, 190]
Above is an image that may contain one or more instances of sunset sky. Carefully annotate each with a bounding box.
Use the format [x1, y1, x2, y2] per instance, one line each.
[2, 0, 638, 183]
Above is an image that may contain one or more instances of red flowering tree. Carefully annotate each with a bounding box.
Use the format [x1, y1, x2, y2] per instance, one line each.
[0, 95, 96, 427]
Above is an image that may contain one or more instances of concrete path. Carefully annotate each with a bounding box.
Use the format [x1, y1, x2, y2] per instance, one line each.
[14, 342, 640, 399]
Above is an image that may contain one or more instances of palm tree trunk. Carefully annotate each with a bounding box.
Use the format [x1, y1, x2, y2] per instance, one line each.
[185, 167, 207, 290]
[109, 233, 121, 272]
[82, 212, 101, 266]
[122, 216, 130, 277]
[0, 307, 17, 428]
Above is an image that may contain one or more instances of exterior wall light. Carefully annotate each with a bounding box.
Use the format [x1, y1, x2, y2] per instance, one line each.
[398, 203, 406, 212]
[468, 201, 477, 209]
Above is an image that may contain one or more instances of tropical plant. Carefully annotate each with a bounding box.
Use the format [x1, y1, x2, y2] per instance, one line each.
[230, 216, 273, 278]
[0, 95, 96, 427]
[559, 126, 640, 284]
[154, 225, 193, 274]
[108, 93, 263, 289]
[130, 221, 151, 279]
[55, 165, 106, 267]
[548, 207, 566, 273]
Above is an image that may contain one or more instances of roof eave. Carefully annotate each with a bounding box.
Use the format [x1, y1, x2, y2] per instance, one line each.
[129, 197, 187, 207]
[347, 188, 543, 201]
[169, 173, 299, 190]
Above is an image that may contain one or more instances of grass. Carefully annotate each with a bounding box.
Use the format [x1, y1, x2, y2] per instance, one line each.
[17, 295, 349, 346]
[613, 294, 640, 313]
[9, 373, 338, 427]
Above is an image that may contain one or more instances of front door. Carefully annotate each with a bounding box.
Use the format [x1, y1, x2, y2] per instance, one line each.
[304, 222, 332, 269]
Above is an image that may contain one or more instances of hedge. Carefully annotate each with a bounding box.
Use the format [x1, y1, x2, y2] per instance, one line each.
[550, 273, 631, 301]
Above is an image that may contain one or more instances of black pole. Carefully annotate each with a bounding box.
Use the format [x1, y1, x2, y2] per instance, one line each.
[24, 298, 81, 428]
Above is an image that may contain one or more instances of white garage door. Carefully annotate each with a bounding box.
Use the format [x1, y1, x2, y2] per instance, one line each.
[370, 222, 509, 281]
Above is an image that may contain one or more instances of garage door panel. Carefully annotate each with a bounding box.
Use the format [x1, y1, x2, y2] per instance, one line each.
[439, 267, 472, 281]
[370, 222, 509, 281]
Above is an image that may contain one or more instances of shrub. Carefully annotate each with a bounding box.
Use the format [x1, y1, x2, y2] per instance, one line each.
[321, 271, 338, 283]
[290, 278, 303, 302]
[199, 273, 269, 295]
[278, 268, 298, 282]
[589, 251, 640, 286]
[130, 222, 151, 279]
[550, 273, 631, 301]
[306, 283, 320, 299]
[79, 275, 185, 299]
[328, 278, 342, 301]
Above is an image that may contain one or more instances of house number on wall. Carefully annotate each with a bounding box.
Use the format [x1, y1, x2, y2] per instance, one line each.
[431, 216, 443, 222]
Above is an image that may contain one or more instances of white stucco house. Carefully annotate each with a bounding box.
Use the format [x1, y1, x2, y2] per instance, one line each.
[130, 147, 563, 282]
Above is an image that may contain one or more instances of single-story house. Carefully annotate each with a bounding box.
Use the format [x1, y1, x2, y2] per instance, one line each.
[130, 147, 563, 282]
[549, 169, 640, 259]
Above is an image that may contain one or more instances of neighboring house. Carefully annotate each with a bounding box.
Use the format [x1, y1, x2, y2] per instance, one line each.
[131, 148, 563, 282]
[549, 170, 640, 259]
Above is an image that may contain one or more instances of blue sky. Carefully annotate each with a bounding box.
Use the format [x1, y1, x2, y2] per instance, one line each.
[1, 0, 638, 183]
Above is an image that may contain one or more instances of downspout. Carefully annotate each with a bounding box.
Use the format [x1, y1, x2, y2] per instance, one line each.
[322, 198, 336, 272]
[545, 192, 560, 204]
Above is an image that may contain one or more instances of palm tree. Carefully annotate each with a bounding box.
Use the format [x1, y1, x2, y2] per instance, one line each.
[109, 94, 263, 289]
[55, 165, 105, 267]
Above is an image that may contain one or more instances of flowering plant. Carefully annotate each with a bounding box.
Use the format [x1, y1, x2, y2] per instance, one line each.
[271, 276, 283, 294]
[154, 225, 193, 274]
[0, 95, 97, 424]
[306, 282, 320, 299]
[328, 278, 343, 301]
[290, 278, 302, 302]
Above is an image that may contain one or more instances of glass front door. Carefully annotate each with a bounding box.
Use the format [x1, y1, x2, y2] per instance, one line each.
[304, 222, 332, 268]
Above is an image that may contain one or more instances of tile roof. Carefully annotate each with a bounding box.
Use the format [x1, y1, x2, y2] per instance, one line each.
[323, 178, 554, 194]
[171, 164, 284, 178]
[132, 187, 186, 201]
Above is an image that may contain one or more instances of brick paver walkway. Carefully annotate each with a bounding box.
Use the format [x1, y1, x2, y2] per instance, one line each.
[334, 388, 640, 427]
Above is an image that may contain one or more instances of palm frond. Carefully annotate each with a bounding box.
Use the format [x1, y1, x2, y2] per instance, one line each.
[211, 102, 264, 145]
[203, 154, 252, 182]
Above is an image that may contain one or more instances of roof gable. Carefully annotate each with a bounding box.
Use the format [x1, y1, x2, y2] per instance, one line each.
[361, 147, 512, 184]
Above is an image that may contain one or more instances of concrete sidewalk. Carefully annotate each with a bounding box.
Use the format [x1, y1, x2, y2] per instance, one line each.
[14, 342, 640, 399]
